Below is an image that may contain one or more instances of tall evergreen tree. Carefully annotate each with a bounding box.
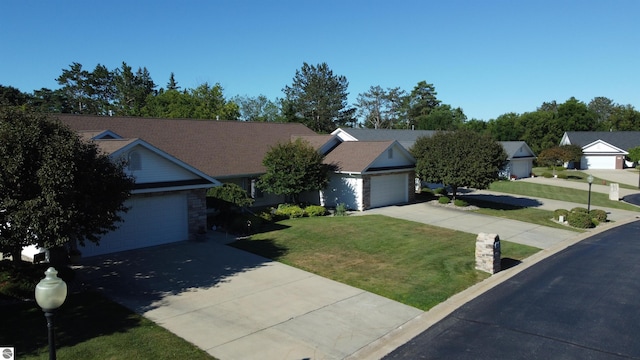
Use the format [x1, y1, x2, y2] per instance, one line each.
[282, 62, 354, 133]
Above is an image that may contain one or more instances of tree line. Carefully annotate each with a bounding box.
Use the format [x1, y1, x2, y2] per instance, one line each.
[2, 61, 639, 152]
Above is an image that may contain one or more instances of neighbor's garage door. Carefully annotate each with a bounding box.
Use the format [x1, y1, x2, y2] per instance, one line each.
[80, 193, 188, 257]
[370, 173, 408, 209]
[581, 155, 616, 170]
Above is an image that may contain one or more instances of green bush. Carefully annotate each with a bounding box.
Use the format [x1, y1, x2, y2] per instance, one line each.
[567, 211, 595, 229]
[557, 173, 568, 179]
[433, 187, 447, 195]
[453, 199, 468, 207]
[421, 188, 434, 195]
[571, 207, 589, 214]
[305, 205, 327, 217]
[334, 203, 348, 216]
[589, 209, 607, 222]
[438, 196, 450, 204]
[542, 172, 553, 178]
[554, 209, 569, 221]
[275, 204, 305, 219]
[207, 183, 254, 208]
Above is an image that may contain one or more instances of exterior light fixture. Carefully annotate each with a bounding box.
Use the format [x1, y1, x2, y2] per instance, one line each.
[587, 174, 594, 212]
[35, 267, 67, 360]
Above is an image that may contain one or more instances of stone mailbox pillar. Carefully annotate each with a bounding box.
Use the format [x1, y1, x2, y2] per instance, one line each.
[609, 183, 619, 201]
[475, 233, 501, 274]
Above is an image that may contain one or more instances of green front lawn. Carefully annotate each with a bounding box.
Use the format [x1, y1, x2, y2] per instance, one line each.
[0, 262, 214, 360]
[232, 215, 539, 311]
[489, 180, 640, 211]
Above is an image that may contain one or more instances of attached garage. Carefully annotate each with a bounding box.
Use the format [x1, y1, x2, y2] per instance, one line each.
[581, 155, 617, 170]
[80, 193, 188, 257]
[370, 173, 408, 208]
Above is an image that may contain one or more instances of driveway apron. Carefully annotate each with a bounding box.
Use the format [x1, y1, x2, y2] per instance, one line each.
[77, 235, 422, 360]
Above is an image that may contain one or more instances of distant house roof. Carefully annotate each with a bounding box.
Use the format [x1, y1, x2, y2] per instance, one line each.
[561, 131, 640, 151]
[500, 141, 536, 159]
[56, 114, 317, 179]
[323, 141, 395, 173]
[333, 128, 535, 158]
[332, 128, 437, 150]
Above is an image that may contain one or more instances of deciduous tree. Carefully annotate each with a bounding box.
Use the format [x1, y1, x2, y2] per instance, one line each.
[257, 138, 330, 203]
[410, 130, 507, 199]
[0, 108, 134, 261]
[355, 85, 407, 129]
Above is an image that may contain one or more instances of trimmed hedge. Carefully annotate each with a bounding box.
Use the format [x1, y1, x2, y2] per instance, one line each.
[275, 204, 304, 218]
[567, 211, 595, 228]
[438, 196, 450, 204]
[554, 209, 569, 221]
[454, 199, 468, 207]
[571, 207, 589, 214]
[590, 209, 608, 222]
[305, 205, 327, 217]
[433, 187, 447, 195]
[542, 172, 553, 178]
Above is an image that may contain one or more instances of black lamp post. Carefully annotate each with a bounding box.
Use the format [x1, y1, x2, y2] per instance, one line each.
[587, 174, 594, 212]
[35, 267, 67, 360]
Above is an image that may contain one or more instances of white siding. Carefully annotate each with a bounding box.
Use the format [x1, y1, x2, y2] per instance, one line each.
[124, 146, 200, 183]
[80, 193, 188, 257]
[322, 174, 363, 211]
[509, 159, 533, 179]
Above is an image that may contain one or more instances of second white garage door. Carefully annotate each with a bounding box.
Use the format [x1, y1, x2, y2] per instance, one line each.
[80, 193, 188, 257]
[370, 173, 408, 209]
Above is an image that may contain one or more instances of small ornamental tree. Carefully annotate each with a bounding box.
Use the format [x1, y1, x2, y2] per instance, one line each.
[410, 130, 507, 200]
[257, 138, 330, 203]
[0, 108, 134, 261]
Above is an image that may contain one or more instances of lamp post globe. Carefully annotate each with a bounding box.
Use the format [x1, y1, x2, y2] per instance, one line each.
[35, 267, 67, 360]
[587, 174, 594, 212]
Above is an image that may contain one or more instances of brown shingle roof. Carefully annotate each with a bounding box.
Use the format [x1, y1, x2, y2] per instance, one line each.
[55, 114, 317, 178]
[324, 141, 395, 173]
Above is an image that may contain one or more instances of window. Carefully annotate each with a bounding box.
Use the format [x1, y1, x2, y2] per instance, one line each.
[251, 179, 264, 199]
[128, 151, 142, 171]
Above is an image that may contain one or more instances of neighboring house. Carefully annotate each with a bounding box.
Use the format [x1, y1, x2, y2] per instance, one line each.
[499, 141, 536, 179]
[297, 135, 416, 211]
[560, 131, 640, 170]
[78, 133, 220, 257]
[332, 128, 536, 179]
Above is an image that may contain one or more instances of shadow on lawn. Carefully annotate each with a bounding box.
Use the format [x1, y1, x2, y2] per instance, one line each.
[461, 194, 544, 210]
[3, 291, 142, 358]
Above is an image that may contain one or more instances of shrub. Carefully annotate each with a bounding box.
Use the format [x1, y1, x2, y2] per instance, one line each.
[571, 207, 589, 214]
[554, 209, 569, 221]
[433, 187, 447, 195]
[453, 199, 468, 207]
[305, 205, 327, 217]
[207, 183, 254, 209]
[567, 211, 595, 229]
[557, 173, 568, 179]
[421, 188, 434, 195]
[275, 204, 304, 219]
[334, 203, 348, 216]
[438, 196, 450, 204]
[542, 172, 553, 178]
[590, 209, 607, 222]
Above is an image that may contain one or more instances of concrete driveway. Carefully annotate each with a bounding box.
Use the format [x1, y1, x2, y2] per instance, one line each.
[77, 234, 422, 360]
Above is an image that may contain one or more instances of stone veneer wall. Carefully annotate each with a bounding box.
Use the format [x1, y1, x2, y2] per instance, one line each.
[187, 188, 207, 240]
[362, 175, 371, 210]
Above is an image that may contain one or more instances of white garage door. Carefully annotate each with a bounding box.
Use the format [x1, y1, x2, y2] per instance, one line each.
[581, 156, 616, 170]
[370, 173, 408, 209]
[80, 193, 188, 257]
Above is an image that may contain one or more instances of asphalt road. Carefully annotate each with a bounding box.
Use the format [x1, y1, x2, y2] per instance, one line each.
[385, 220, 640, 360]
[623, 193, 640, 206]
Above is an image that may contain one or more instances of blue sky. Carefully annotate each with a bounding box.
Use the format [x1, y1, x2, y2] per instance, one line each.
[1, 0, 638, 121]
